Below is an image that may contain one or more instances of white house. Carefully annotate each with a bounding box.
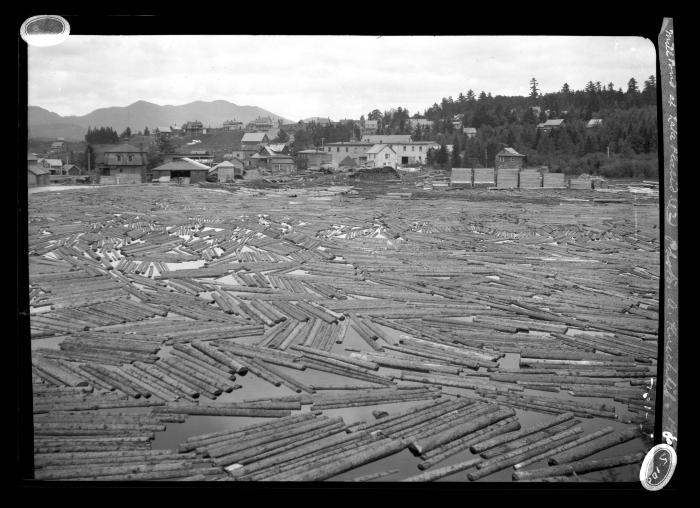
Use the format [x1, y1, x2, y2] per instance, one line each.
[366, 144, 397, 168]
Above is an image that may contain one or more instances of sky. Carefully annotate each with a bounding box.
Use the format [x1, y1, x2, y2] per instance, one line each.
[28, 35, 657, 122]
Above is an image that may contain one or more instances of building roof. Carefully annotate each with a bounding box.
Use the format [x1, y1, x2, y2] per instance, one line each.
[50, 141, 65, 149]
[62, 164, 81, 171]
[152, 158, 210, 172]
[366, 144, 395, 155]
[267, 144, 287, 153]
[496, 147, 526, 157]
[297, 149, 329, 154]
[362, 135, 412, 144]
[339, 156, 358, 167]
[463, 127, 477, 133]
[27, 153, 39, 162]
[40, 158, 64, 167]
[100, 144, 147, 153]
[28, 165, 50, 176]
[241, 132, 269, 143]
[325, 142, 372, 147]
[537, 119, 565, 128]
[586, 118, 603, 127]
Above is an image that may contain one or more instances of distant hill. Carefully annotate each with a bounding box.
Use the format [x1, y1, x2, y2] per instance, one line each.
[28, 100, 292, 141]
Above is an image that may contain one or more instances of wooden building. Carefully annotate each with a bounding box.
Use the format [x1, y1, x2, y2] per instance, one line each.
[209, 160, 244, 182]
[28, 154, 50, 186]
[495, 147, 527, 170]
[537, 119, 565, 133]
[151, 158, 210, 184]
[93, 143, 148, 184]
[296, 149, 333, 169]
[182, 121, 204, 136]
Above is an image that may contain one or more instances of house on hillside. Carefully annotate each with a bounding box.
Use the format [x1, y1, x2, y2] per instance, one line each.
[495, 147, 527, 170]
[361, 119, 379, 135]
[222, 119, 244, 131]
[408, 118, 434, 130]
[246, 116, 275, 132]
[155, 126, 177, 140]
[452, 114, 464, 129]
[463, 127, 477, 138]
[50, 140, 66, 156]
[240, 132, 270, 150]
[366, 144, 397, 169]
[537, 119, 565, 133]
[151, 158, 210, 184]
[209, 159, 244, 182]
[361, 134, 412, 144]
[301, 117, 332, 127]
[586, 118, 603, 129]
[93, 143, 148, 184]
[182, 121, 204, 136]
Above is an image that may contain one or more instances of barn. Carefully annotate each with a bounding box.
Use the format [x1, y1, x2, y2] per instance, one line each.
[209, 160, 244, 182]
[151, 158, 210, 184]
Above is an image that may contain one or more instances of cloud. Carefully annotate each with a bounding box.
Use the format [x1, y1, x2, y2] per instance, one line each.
[28, 35, 657, 120]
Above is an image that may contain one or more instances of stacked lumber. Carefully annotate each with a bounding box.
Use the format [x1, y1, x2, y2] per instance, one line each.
[542, 173, 566, 188]
[518, 170, 542, 189]
[496, 169, 519, 188]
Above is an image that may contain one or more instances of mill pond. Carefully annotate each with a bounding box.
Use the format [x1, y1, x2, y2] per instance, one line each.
[25, 178, 659, 482]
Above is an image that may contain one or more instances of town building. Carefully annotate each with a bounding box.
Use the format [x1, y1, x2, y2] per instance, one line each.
[62, 164, 83, 175]
[408, 118, 434, 129]
[151, 158, 210, 184]
[495, 147, 527, 170]
[361, 134, 412, 144]
[366, 144, 397, 168]
[162, 150, 214, 166]
[246, 116, 275, 132]
[537, 119, 565, 133]
[28, 154, 50, 186]
[49, 140, 66, 157]
[361, 119, 379, 135]
[586, 118, 603, 129]
[222, 119, 244, 131]
[155, 126, 177, 140]
[323, 142, 373, 167]
[463, 127, 477, 138]
[92, 143, 148, 184]
[209, 160, 244, 182]
[301, 117, 332, 127]
[296, 149, 333, 169]
[452, 114, 464, 129]
[240, 132, 270, 150]
[182, 121, 204, 136]
[38, 158, 64, 174]
[250, 145, 296, 173]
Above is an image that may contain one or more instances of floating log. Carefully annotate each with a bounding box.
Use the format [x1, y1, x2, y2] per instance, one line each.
[402, 458, 481, 482]
[547, 427, 642, 465]
[512, 452, 646, 481]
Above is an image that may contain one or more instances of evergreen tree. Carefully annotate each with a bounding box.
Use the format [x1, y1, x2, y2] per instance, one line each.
[144, 126, 150, 136]
[529, 77, 540, 99]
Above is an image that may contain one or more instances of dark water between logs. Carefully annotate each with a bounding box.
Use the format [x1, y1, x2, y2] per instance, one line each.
[31, 319, 652, 482]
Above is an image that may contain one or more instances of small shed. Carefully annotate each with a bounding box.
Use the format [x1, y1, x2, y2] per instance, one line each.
[210, 160, 244, 182]
[151, 158, 210, 184]
[62, 164, 82, 175]
[28, 165, 50, 186]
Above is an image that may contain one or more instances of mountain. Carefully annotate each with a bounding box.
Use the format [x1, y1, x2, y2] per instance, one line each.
[28, 100, 292, 141]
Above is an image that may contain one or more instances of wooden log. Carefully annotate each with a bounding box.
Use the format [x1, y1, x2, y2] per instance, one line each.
[468, 426, 585, 481]
[32, 357, 89, 387]
[350, 469, 400, 482]
[292, 344, 379, 370]
[514, 426, 615, 469]
[251, 359, 315, 394]
[279, 437, 406, 481]
[402, 458, 481, 482]
[133, 362, 199, 398]
[470, 412, 576, 453]
[512, 452, 646, 481]
[547, 427, 642, 465]
[409, 407, 516, 455]
[191, 341, 248, 374]
[478, 420, 581, 459]
[418, 418, 521, 470]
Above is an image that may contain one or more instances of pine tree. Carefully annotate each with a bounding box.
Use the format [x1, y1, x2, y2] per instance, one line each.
[529, 77, 540, 99]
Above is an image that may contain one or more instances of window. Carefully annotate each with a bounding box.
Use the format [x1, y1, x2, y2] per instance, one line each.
[116, 155, 122, 162]
[328, 147, 331, 152]
[337, 148, 340, 152]
[403, 146, 406, 151]
[128, 155, 133, 162]
[412, 146, 415, 152]
[385, 153, 389, 159]
[419, 146, 422, 151]
[346, 147, 348, 152]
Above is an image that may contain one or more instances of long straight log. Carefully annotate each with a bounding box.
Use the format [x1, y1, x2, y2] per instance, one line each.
[402, 458, 482, 482]
[514, 426, 616, 469]
[470, 412, 576, 453]
[547, 427, 642, 465]
[409, 407, 516, 455]
[512, 452, 646, 481]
